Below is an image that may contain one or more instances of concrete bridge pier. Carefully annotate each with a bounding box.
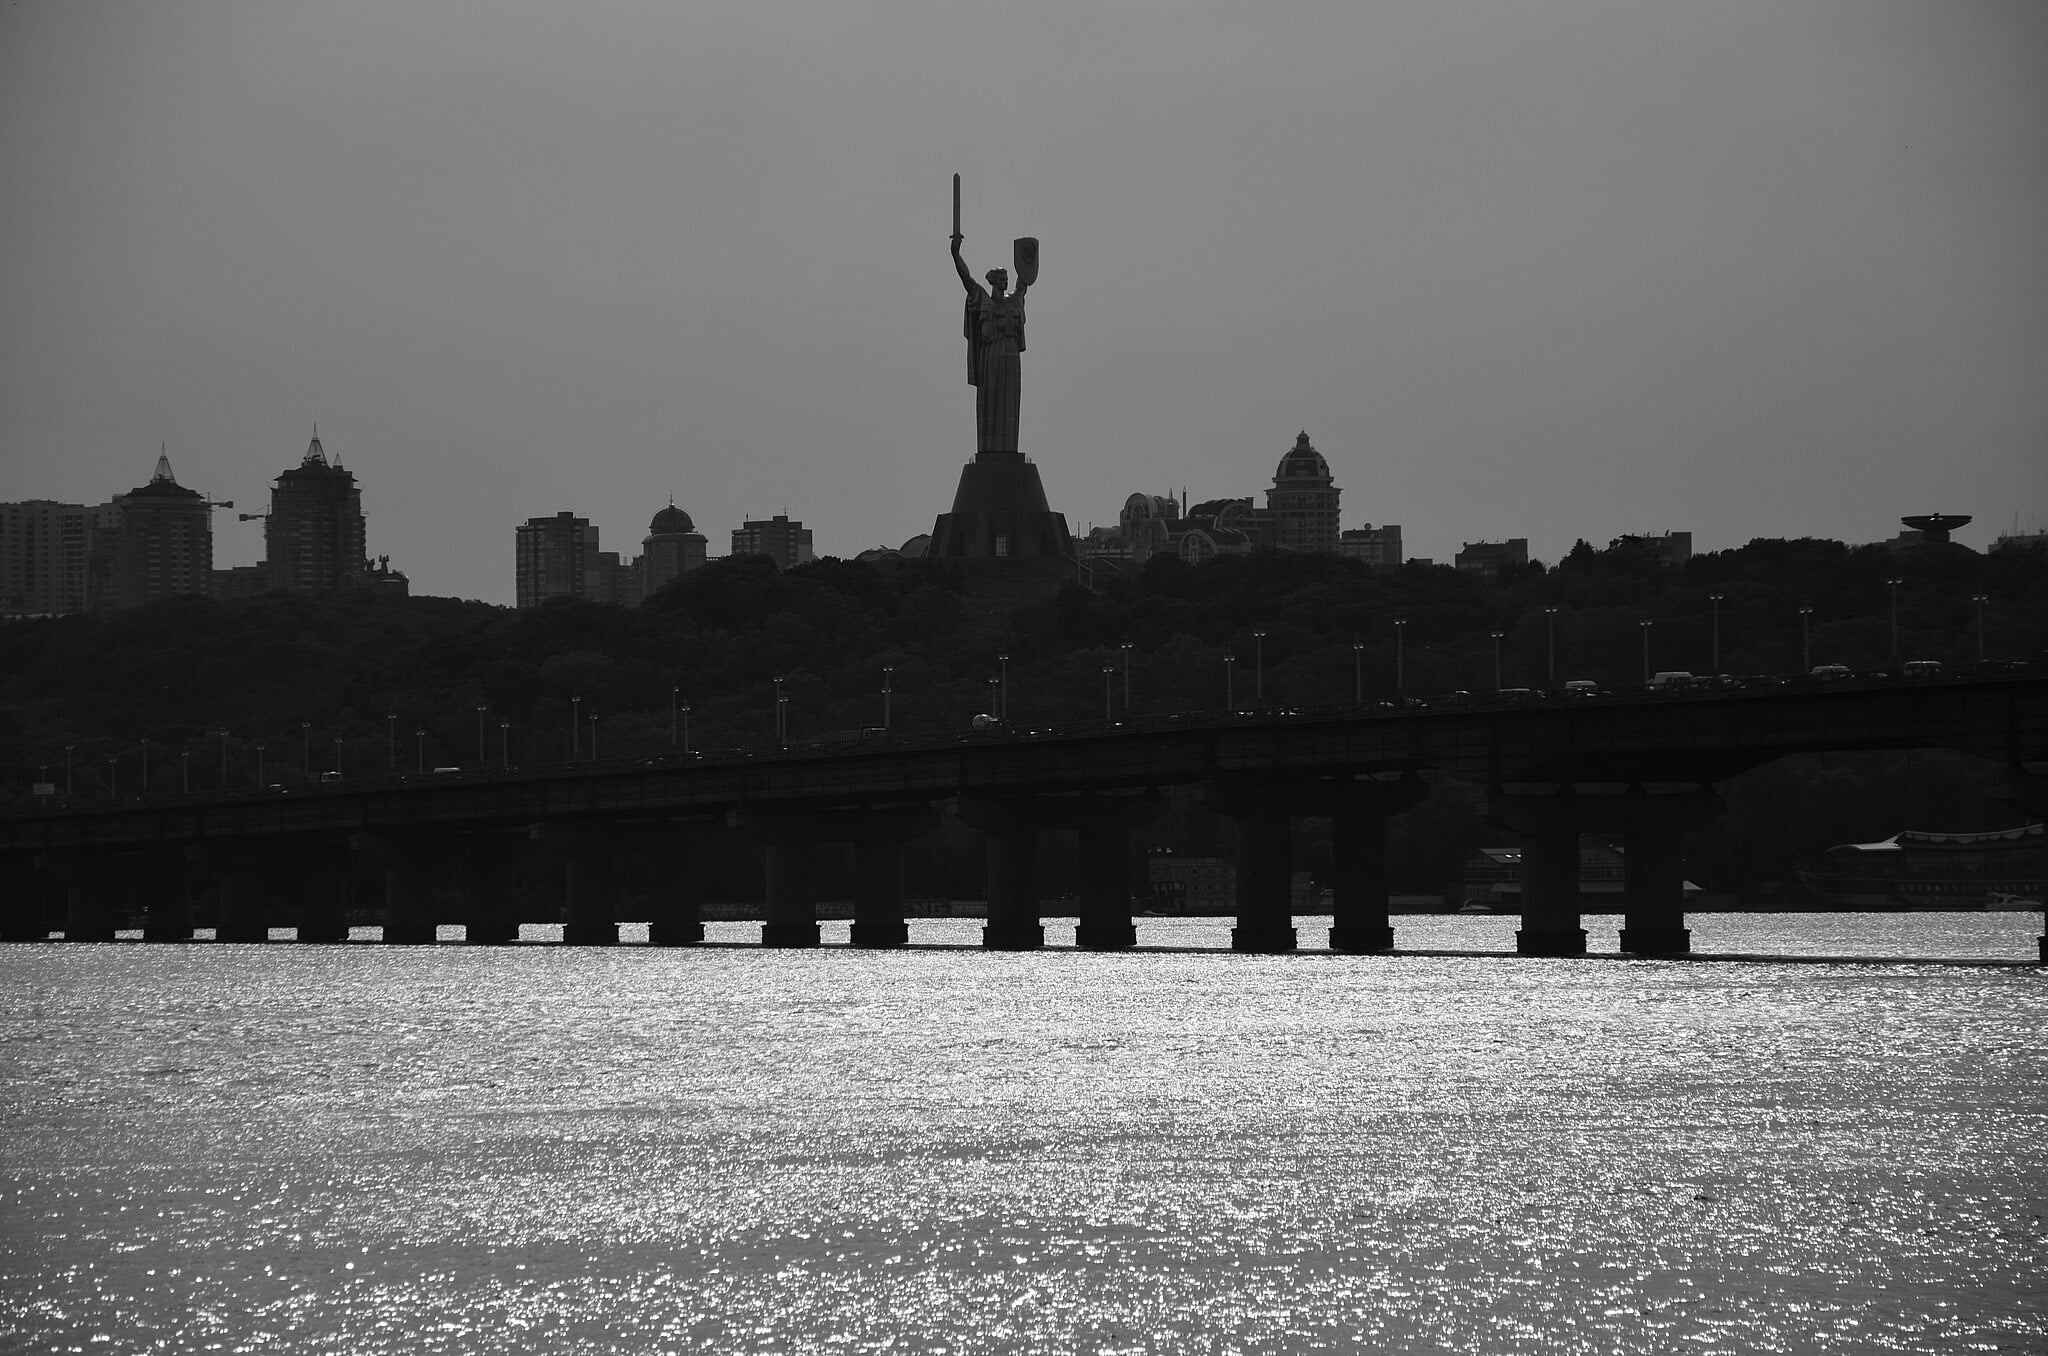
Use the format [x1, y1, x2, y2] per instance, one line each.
[1324, 774, 1430, 953]
[38, 852, 129, 942]
[355, 836, 441, 944]
[455, 838, 521, 945]
[0, 857, 55, 941]
[646, 829, 709, 947]
[1484, 789, 1588, 956]
[957, 798, 1046, 950]
[290, 847, 353, 943]
[847, 808, 941, 949]
[1619, 814, 1693, 956]
[530, 824, 627, 945]
[736, 811, 825, 947]
[2003, 764, 2048, 962]
[213, 866, 277, 943]
[140, 852, 198, 942]
[1206, 781, 1296, 954]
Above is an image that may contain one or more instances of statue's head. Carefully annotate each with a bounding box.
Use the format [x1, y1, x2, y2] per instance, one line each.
[986, 268, 1009, 295]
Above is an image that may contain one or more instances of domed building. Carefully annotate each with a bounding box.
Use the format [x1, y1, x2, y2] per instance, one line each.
[639, 501, 707, 598]
[1263, 431, 1340, 552]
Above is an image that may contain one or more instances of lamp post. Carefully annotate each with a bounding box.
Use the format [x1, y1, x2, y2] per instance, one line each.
[1120, 640, 1133, 715]
[475, 703, 488, 766]
[1972, 593, 1988, 660]
[1707, 593, 1725, 674]
[181, 750, 190, 794]
[589, 713, 598, 760]
[680, 703, 692, 755]
[1252, 629, 1267, 703]
[1352, 640, 1364, 705]
[255, 742, 266, 787]
[1490, 631, 1505, 692]
[996, 652, 1009, 723]
[1393, 619, 1407, 698]
[386, 714, 396, 770]
[1102, 664, 1115, 723]
[881, 666, 893, 733]
[107, 754, 117, 800]
[670, 685, 680, 748]
[415, 728, 425, 776]
[772, 676, 786, 745]
[65, 744, 74, 797]
[140, 738, 150, 796]
[332, 736, 342, 776]
[570, 696, 581, 760]
[986, 675, 999, 721]
[1799, 605, 1814, 673]
[500, 719, 510, 768]
[219, 729, 229, 786]
[1639, 619, 1653, 685]
[1544, 607, 1559, 687]
[300, 722, 311, 782]
[1224, 653, 1236, 710]
[1885, 577, 1903, 659]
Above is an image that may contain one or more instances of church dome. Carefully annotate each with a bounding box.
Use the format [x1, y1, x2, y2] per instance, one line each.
[1274, 430, 1331, 482]
[649, 504, 696, 535]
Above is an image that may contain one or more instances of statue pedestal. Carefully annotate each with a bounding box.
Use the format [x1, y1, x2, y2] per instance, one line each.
[927, 453, 1076, 601]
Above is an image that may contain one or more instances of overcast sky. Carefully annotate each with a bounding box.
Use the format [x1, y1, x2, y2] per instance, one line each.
[4, 2, 2044, 603]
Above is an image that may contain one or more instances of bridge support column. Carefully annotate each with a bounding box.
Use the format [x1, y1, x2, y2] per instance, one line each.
[214, 867, 275, 943]
[1, 858, 55, 942]
[455, 839, 520, 945]
[39, 853, 130, 942]
[1075, 821, 1137, 951]
[958, 798, 1048, 950]
[647, 834, 706, 947]
[851, 837, 907, 948]
[355, 837, 440, 944]
[136, 853, 197, 943]
[1619, 817, 1692, 956]
[1206, 780, 1296, 954]
[1483, 788, 1587, 956]
[289, 847, 353, 943]
[1324, 774, 1429, 953]
[761, 842, 820, 948]
[529, 825, 622, 945]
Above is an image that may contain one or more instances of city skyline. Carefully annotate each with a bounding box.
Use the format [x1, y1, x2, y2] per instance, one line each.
[4, 3, 2044, 606]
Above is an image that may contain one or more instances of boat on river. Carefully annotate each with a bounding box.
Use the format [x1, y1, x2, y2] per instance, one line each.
[1797, 822, 2044, 909]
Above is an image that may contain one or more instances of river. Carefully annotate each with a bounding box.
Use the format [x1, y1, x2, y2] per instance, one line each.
[2, 913, 2042, 1353]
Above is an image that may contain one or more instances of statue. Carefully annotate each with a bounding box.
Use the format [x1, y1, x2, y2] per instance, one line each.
[951, 173, 1037, 456]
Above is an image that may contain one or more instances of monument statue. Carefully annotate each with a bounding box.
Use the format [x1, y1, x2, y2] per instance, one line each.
[951, 173, 1038, 456]
[927, 174, 1073, 602]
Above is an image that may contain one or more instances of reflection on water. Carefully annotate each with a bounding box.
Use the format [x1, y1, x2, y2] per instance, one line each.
[1, 915, 2042, 1353]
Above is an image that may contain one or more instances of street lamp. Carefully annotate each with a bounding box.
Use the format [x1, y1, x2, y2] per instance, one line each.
[1707, 593, 1725, 674]
[107, 754, 117, 800]
[475, 703, 489, 765]
[1885, 577, 1903, 659]
[1544, 607, 1559, 687]
[1120, 640, 1133, 715]
[181, 750, 190, 794]
[996, 651, 1009, 723]
[219, 729, 229, 787]
[1252, 629, 1267, 703]
[332, 736, 342, 776]
[1224, 652, 1237, 711]
[680, 702, 692, 755]
[1393, 619, 1407, 697]
[415, 727, 425, 776]
[589, 713, 598, 760]
[255, 742, 266, 787]
[772, 676, 786, 745]
[1491, 631, 1505, 692]
[300, 722, 311, 782]
[65, 744, 74, 797]
[1799, 605, 1814, 673]
[570, 695, 582, 760]
[1639, 619, 1653, 685]
[1972, 594, 1989, 660]
[881, 666, 894, 733]
[1102, 664, 1115, 723]
[500, 719, 510, 768]
[1352, 639, 1364, 705]
[140, 737, 150, 795]
[386, 714, 396, 769]
[671, 685, 680, 748]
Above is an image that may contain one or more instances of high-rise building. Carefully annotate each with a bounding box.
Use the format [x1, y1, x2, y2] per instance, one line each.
[88, 453, 213, 611]
[0, 499, 102, 616]
[1262, 431, 1341, 552]
[515, 512, 600, 608]
[731, 514, 814, 571]
[639, 504, 708, 598]
[264, 431, 366, 593]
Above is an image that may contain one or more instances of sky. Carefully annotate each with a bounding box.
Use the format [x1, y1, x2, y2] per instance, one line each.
[3, 1, 2044, 604]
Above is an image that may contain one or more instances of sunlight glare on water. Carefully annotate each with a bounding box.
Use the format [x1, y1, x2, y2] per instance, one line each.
[1, 914, 2043, 1353]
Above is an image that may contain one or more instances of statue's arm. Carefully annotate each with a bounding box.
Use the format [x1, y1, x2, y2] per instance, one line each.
[952, 239, 977, 294]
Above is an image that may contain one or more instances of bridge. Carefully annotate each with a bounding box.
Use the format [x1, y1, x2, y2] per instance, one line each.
[5, 674, 2045, 959]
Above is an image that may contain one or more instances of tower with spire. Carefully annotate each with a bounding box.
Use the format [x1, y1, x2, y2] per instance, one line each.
[88, 447, 214, 610]
[263, 426, 367, 593]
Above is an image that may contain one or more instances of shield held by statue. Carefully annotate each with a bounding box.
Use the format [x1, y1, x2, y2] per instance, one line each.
[1012, 237, 1039, 289]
